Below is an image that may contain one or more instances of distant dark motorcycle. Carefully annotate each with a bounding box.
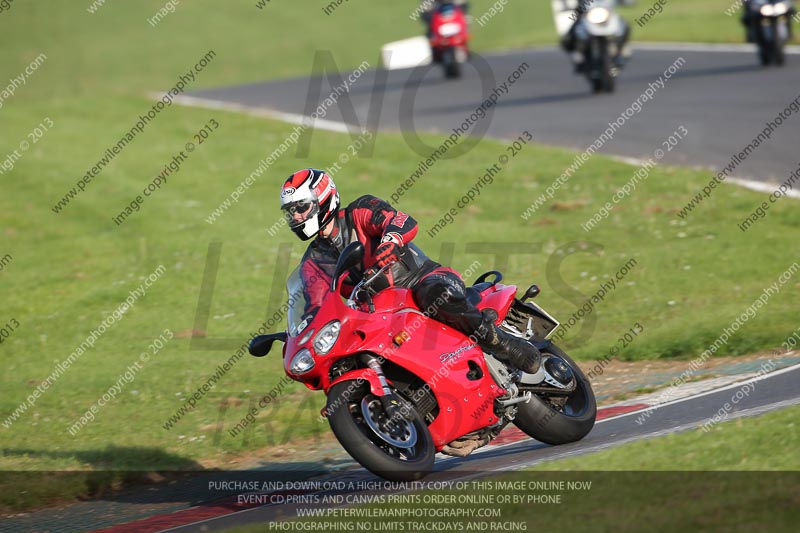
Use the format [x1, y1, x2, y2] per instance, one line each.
[566, 0, 630, 93]
[745, 0, 795, 66]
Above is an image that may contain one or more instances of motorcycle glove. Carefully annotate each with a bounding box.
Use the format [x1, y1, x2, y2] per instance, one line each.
[374, 240, 400, 268]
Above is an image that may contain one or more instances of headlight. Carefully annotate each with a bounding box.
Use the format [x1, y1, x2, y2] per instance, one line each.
[761, 4, 776, 15]
[313, 320, 340, 355]
[586, 7, 611, 24]
[299, 328, 315, 345]
[288, 348, 315, 375]
[438, 22, 461, 37]
[773, 2, 789, 15]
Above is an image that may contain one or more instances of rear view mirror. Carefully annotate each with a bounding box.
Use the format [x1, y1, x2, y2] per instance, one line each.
[249, 332, 287, 357]
[522, 284, 541, 301]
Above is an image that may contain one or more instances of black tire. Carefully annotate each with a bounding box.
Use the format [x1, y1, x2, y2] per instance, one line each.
[773, 42, 785, 66]
[600, 46, 615, 93]
[601, 70, 615, 93]
[443, 48, 460, 79]
[587, 49, 603, 93]
[588, 55, 614, 93]
[513, 344, 597, 445]
[759, 44, 772, 66]
[601, 72, 615, 93]
[327, 381, 435, 481]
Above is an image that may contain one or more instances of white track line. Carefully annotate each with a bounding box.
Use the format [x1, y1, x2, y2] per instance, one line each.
[163, 94, 354, 134]
[588, 361, 800, 423]
[169, 95, 800, 201]
[611, 154, 800, 200]
[727, 176, 800, 199]
[166, 60, 800, 200]
[493, 397, 800, 472]
[482, 42, 800, 57]
[468, 361, 800, 456]
[631, 41, 800, 54]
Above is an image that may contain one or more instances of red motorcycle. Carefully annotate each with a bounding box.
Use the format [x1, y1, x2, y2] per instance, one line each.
[250, 243, 596, 481]
[429, 3, 470, 79]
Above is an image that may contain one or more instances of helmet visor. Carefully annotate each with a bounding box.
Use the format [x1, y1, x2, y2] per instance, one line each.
[282, 200, 319, 229]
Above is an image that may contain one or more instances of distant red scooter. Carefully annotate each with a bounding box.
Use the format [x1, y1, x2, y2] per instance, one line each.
[429, 3, 470, 79]
[250, 243, 596, 481]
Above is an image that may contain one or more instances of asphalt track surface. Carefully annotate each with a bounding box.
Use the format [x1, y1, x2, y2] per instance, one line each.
[158, 363, 800, 532]
[187, 45, 800, 184]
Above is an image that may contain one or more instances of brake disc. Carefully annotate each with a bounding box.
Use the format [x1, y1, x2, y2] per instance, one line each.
[360, 396, 418, 449]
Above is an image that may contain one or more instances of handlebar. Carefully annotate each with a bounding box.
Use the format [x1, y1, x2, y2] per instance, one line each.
[346, 263, 394, 312]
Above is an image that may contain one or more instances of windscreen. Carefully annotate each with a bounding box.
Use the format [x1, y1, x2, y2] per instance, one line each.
[286, 266, 310, 337]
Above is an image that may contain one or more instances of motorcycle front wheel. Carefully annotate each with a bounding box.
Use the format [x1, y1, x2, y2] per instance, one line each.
[326, 381, 435, 481]
[442, 48, 461, 79]
[759, 43, 772, 66]
[772, 40, 786, 66]
[586, 38, 614, 94]
[513, 344, 597, 445]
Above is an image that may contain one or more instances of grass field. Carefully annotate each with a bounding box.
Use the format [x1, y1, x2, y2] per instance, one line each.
[1, 0, 799, 512]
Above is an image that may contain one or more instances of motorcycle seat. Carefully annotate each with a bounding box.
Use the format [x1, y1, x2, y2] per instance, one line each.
[466, 281, 493, 306]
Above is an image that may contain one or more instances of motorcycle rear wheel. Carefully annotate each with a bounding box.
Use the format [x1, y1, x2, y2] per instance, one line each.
[327, 381, 435, 481]
[513, 344, 597, 445]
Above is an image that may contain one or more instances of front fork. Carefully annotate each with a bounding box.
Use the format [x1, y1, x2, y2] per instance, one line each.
[586, 38, 606, 79]
[362, 354, 415, 421]
[762, 16, 791, 43]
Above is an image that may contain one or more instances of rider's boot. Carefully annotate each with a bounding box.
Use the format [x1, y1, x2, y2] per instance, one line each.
[474, 309, 541, 374]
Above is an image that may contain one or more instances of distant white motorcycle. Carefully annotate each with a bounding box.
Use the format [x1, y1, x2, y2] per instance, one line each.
[553, 0, 632, 93]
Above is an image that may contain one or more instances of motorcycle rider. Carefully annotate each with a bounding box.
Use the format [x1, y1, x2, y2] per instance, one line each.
[279, 168, 541, 375]
[420, 0, 470, 38]
[740, 0, 795, 42]
[560, 0, 631, 72]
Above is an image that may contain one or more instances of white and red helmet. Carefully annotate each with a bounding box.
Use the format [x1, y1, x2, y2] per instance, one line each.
[280, 169, 340, 241]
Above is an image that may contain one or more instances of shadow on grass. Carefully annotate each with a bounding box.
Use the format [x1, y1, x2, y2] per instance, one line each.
[0, 445, 338, 516]
[2, 445, 203, 471]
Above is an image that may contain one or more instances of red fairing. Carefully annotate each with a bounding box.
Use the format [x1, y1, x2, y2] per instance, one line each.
[370, 288, 419, 313]
[475, 283, 516, 320]
[430, 6, 469, 49]
[281, 279, 519, 451]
